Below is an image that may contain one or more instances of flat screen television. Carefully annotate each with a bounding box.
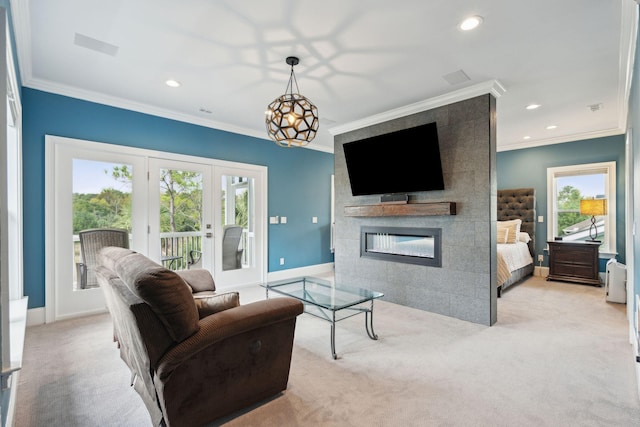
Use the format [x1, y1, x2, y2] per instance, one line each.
[343, 121, 444, 196]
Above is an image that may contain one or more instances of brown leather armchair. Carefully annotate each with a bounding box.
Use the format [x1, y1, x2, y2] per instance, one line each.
[96, 247, 303, 427]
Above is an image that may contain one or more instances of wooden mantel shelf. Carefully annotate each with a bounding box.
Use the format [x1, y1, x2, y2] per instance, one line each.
[344, 202, 456, 217]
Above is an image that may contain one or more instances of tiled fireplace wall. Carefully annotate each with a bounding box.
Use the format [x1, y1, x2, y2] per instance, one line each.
[333, 94, 498, 326]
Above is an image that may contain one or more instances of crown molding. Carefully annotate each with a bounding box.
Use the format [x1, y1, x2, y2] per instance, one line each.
[328, 80, 506, 136]
[497, 127, 625, 152]
[617, 0, 639, 131]
[10, 0, 32, 84]
[26, 75, 271, 135]
[21, 76, 331, 154]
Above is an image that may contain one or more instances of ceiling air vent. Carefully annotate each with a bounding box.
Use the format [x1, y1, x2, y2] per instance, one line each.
[442, 69, 471, 85]
[74, 33, 119, 57]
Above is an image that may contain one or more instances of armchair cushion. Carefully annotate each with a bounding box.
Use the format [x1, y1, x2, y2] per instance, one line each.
[194, 292, 240, 318]
[115, 253, 200, 342]
[177, 268, 215, 293]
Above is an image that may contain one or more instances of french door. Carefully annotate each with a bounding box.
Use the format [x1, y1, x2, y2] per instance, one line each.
[47, 140, 147, 321]
[213, 165, 265, 288]
[46, 136, 266, 322]
[148, 158, 213, 272]
[147, 160, 265, 289]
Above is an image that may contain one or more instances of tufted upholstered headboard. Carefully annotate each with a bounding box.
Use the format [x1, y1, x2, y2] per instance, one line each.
[497, 188, 536, 255]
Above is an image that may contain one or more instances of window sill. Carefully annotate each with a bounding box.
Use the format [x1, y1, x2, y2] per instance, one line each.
[599, 251, 617, 260]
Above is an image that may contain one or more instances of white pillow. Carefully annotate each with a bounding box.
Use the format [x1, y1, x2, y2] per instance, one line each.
[518, 231, 531, 243]
[497, 227, 509, 244]
[497, 219, 522, 244]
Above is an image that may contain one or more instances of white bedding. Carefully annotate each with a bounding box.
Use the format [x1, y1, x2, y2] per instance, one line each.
[497, 241, 534, 287]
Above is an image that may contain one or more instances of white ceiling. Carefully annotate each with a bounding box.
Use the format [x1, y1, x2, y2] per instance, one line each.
[11, 0, 636, 153]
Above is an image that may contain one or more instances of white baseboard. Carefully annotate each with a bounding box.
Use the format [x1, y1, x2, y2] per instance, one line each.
[534, 266, 549, 277]
[267, 262, 334, 282]
[26, 307, 46, 326]
[26, 306, 109, 326]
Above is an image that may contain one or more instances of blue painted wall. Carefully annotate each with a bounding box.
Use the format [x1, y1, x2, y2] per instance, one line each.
[497, 134, 626, 271]
[22, 88, 335, 309]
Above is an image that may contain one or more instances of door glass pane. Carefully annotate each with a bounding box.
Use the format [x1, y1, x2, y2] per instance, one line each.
[159, 168, 203, 270]
[221, 175, 253, 270]
[73, 159, 132, 290]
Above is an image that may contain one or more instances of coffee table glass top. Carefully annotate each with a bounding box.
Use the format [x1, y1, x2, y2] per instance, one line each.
[262, 276, 384, 311]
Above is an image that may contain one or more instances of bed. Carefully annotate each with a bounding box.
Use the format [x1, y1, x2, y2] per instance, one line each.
[497, 188, 536, 297]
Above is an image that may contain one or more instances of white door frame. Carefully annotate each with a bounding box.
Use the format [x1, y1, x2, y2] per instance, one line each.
[45, 135, 267, 322]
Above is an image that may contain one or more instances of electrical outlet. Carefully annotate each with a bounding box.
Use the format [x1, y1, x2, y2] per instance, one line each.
[537, 255, 544, 262]
[279, 257, 285, 265]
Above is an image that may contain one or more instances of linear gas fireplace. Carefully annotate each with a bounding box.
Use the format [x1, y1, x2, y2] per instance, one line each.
[360, 226, 442, 267]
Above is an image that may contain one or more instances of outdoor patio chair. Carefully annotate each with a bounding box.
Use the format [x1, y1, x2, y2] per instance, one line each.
[188, 249, 203, 269]
[187, 225, 244, 271]
[222, 225, 243, 270]
[77, 228, 130, 289]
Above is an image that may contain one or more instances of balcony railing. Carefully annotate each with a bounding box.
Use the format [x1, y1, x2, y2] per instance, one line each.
[73, 229, 249, 277]
[160, 231, 250, 269]
[160, 231, 202, 270]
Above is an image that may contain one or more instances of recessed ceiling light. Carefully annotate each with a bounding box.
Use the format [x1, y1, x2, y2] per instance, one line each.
[165, 79, 181, 88]
[460, 16, 483, 31]
[523, 136, 531, 140]
[526, 104, 541, 110]
[546, 125, 558, 130]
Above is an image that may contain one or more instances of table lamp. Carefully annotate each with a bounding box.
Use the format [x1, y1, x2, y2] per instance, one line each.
[579, 199, 607, 243]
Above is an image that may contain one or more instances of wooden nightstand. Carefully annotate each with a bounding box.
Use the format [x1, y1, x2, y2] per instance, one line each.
[546, 240, 601, 286]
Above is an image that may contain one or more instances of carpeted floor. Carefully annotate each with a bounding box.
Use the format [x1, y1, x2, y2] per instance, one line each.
[14, 276, 640, 426]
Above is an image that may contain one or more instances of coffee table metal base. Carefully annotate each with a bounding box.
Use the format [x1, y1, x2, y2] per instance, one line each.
[263, 277, 383, 359]
[306, 300, 378, 360]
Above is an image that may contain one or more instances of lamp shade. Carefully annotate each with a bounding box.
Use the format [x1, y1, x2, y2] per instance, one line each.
[579, 199, 607, 216]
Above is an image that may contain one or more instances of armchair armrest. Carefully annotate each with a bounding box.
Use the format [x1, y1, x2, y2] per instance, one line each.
[156, 297, 303, 379]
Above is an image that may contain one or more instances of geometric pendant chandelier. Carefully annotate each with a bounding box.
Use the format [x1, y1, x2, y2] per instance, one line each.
[265, 56, 319, 147]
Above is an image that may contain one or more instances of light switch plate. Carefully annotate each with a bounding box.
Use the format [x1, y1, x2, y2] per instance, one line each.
[281, 216, 287, 224]
[312, 216, 318, 223]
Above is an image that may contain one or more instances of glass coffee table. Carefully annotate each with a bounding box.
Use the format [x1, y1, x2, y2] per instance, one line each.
[262, 276, 384, 359]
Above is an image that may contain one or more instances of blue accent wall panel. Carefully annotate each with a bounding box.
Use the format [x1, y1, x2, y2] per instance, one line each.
[22, 88, 334, 308]
[497, 134, 626, 270]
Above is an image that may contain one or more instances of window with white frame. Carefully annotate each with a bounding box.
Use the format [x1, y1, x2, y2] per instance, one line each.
[547, 162, 616, 255]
